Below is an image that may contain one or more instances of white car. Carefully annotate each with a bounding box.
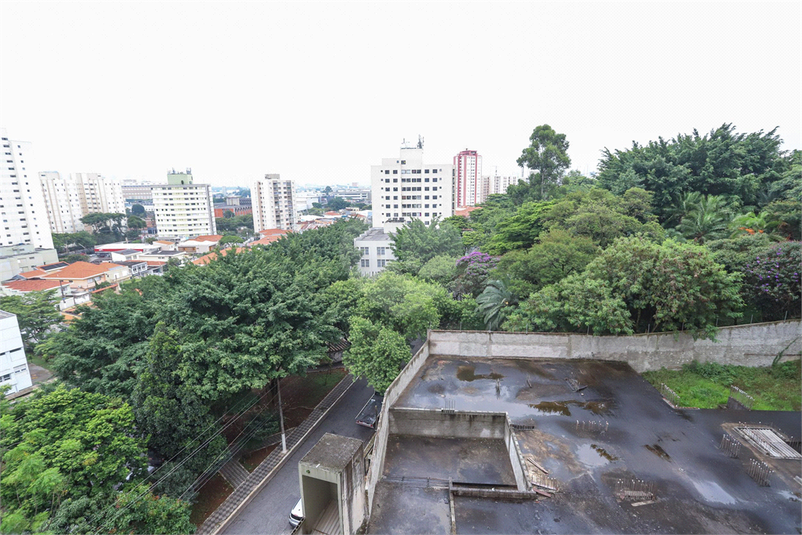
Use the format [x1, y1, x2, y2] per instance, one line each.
[289, 498, 304, 527]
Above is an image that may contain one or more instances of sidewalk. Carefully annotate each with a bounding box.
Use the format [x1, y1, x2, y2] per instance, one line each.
[197, 373, 356, 535]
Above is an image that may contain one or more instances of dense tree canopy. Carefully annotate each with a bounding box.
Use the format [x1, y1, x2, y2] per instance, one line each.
[597, 124, 789, 221]
[517, 124, 571, 198]
[0, 290, 62, 353]
[390, 217, 464, 275]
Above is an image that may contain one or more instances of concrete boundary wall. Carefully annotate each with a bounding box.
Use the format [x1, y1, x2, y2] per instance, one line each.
[389, 408, 507, 440]
[428, 321, 801, 373]
[365, 341, 430, 512]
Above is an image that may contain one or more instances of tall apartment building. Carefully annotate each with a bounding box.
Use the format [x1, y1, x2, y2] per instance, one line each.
[152, 169, 216, 239]
[39, 171, 85, 233]
[453, 149, 482, 208]
[0, 128, 54, 249]
[370, 140, 453, 232]
[39, 172, 125, 233]
[252, 174, 297, 232]
[0, 310, 33, 395]
[74, 173, 125, 215]
[489, 174, 518, 196]
[121, 179, 156, 202]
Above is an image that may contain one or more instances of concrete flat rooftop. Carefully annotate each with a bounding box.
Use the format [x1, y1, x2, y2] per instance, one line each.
[370, 355, 802, 534]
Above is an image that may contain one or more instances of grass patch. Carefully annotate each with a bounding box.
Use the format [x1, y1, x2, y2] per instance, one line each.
[642, 359, 801, 411]
[27, 353, 51, 371]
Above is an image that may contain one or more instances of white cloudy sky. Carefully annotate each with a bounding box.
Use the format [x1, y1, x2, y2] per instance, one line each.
[1, 1, 799, 187]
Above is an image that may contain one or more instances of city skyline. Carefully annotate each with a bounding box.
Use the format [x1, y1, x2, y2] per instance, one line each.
[1, 2, 799, 188]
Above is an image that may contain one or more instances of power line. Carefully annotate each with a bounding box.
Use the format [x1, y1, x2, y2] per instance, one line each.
[90, 387, 278, 534]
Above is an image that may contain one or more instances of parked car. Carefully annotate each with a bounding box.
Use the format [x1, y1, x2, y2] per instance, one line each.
[289, 498, 304, 527]
[356, 394, 383, 429]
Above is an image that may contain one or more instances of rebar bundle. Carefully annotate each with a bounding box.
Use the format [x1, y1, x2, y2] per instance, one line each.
[719, 434, 741, 458]
[747, 459, 772, 486]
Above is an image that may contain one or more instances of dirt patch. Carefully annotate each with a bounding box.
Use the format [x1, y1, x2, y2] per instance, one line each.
[241, 444, 278, 472]
[190, 473, 233, 527]
[644, 444, 671, 461]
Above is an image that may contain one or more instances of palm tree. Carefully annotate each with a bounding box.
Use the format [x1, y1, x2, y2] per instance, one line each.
[676, 195, 732, 244]
[476, 280, 514, 330]
[730, 211, 775, 237]
[664, 191, 702, 227]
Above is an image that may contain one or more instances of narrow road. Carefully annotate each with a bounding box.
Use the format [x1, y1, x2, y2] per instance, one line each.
[222, 377, 376, 535]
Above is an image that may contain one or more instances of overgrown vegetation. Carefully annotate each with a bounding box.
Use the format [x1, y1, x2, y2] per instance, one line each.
[642, 360, 801, 410]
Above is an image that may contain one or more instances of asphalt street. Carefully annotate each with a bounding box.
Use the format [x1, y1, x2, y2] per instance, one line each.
[222, 376, 376, 535]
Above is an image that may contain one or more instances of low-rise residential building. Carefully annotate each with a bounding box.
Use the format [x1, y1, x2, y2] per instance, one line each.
[177, 235, 222, 254]
[214, 196, 252, 218]
[94, 242, 161, 255]
[111, 260, 148, 278]
[0, 310, 33, 394]
[354, 227, 395, 276]
[0, 244, 59, 282]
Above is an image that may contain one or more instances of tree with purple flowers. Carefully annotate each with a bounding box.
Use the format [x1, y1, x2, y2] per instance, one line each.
[742, 242, 801, 320]
[453, 251, 498, 298]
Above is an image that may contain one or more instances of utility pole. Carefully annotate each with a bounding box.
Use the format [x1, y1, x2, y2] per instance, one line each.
[277, 378, 287, 453]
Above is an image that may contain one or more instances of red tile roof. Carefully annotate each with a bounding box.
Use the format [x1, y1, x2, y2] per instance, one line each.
[40, 261, 111, 280]
[145, 260, 167, 266]
[194, 234, 223, 242]
[258, 228, 291, 237]
[19, 268, 47, 278]
[192, 247, 247, 265]
[3, 279, 67, 292]
[251, 235, 286, 246]
[454, 206, 482, 218]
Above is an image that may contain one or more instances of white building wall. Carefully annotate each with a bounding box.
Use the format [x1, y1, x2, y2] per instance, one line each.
[370, 146, 453, 232]
[354, 228, 395, 276]
[152, 183, 216, 239]
[454, 150, 482, 207]
[0, 311, 33, 394]
[252, 174, 297, 232]
[0, 129, 54, 249]
[489, 175, 518, 196]
[39, 171, 85, 233]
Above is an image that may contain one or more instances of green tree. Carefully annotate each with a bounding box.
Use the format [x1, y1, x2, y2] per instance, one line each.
[127, 215, 147, 229]
[676, 194, 733, 243]
[131, 203, 146, 215]
[390, 218, 464, 275]
[516, 124, 571, 199]
[0, 386, 190, 534]
[343, 316, 410, 393]
[417, 255, 459, 287]
[494, 228, 598, 299]
[326, 197, 349, 211]
[598, 124, 788, 221]
[504, 274, 633, 335]
[0, 290, 62, 352]
[52, 231, 96, 253]
[476, 280, 514, 330]
[483, 201, 554, 254]
[219, 234, 244, 245]
[741, 242, 801, 320]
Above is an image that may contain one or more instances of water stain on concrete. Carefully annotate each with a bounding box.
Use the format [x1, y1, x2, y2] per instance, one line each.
[645, 444, 671, 461]
[428, 383, 446, 395]
[591, 444, 618, 461]
[457, 365, 504, 382]
[691, 480, 736, 504]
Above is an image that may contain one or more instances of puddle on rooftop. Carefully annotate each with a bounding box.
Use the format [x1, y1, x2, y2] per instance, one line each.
[644, 444, 671, 461]
[691, 480, 736, 504]
[456, 365, 504, 382]
[576, 443, 611, 467]
[529, 400, 613, 417]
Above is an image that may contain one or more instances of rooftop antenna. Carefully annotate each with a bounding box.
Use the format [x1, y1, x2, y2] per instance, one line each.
[417, 135, 424, 149]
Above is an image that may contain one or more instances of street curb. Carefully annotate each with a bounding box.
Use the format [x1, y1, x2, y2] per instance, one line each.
[201, 374, 357, 535]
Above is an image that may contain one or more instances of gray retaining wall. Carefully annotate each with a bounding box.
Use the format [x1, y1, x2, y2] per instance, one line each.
[428, 321, 801, 373]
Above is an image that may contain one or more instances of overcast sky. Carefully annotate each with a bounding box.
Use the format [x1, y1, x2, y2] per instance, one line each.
[1, 1, 799, 188]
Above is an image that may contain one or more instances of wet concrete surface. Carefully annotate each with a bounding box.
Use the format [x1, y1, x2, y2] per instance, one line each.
[368, 482, 451, 535]
[377, 356, 802, 534]
[383, 435, 516, 485]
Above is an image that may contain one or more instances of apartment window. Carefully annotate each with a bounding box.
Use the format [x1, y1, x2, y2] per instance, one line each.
[377, 259, 386, 268]
[425, 169, 430, 174]
[384, 170, 390, 174]
[360, 259, 370, 268]
[377, 247, 385, 256]
[392, 170, 398, 174]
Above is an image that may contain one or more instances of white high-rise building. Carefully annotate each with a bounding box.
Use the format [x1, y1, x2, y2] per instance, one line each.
[74, 173, 125, 215]
[454, 149, 482, 207]
[252, 174, 297, 232]
[0, 129, 54, 249]
[489, 174, 518, 196]
[152, 169, 216, 239]
[0, 310, 33, 395]
[370, 140, 454, 232]
[39, 171, 85, 234]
